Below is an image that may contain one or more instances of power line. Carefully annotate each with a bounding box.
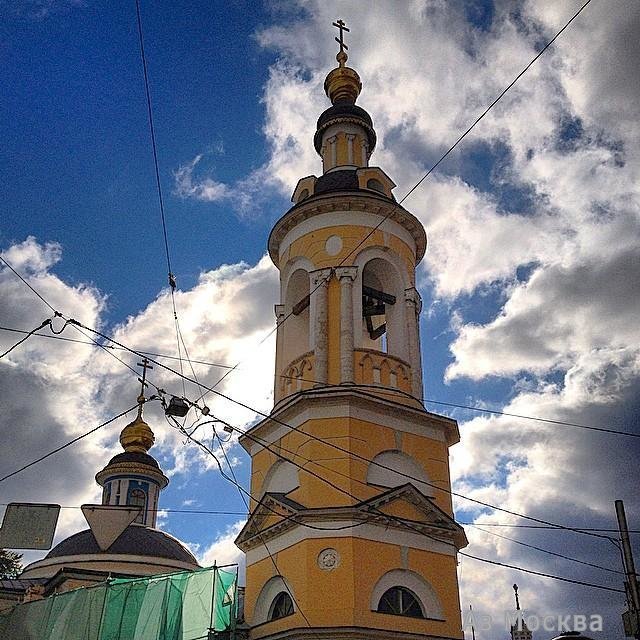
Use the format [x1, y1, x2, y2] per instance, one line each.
[5, 321, 635, 440]
[187, 0, 595, 398]
[459, 551, 623, 594]
[0, 404, 140, 485]
[470, 524, 623, 575]
[62, 318, 622, 544]
[0, 255, 58, 314]
[184, 413, 621, 594]
[0, 318, 52, 359]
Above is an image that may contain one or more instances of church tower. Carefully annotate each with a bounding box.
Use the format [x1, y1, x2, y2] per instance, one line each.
[236, 21, 467, 640]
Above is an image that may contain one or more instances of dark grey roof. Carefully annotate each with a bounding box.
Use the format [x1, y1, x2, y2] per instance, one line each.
[550, 634, 595, 640]
[45, 526, 198, 565]
[0, 578, 46, 593]
[314, 103, 377, 153]
[314, 169, 360, 195]
[106, 451, 160, 468]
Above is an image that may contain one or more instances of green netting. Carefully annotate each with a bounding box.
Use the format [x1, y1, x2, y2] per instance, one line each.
[0, 565, 237, 640]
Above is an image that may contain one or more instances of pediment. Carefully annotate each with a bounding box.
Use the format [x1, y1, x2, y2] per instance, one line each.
[234, 493, 303, 549]
[359, 484, 467, 547]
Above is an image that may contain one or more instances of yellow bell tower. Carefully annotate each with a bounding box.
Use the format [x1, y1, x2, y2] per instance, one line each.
[236, 20, 467, 640]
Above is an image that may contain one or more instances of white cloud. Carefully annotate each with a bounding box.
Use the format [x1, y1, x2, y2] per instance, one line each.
[174, 154, 230, 203]
[199, 520, 246, 579]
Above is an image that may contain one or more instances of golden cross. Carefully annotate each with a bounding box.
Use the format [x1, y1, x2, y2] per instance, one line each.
[333, 19, 349, 54]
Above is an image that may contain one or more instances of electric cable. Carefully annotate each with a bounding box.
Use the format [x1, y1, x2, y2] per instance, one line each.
[182, 411, 622, 595]
[188, 0, 595, 402]
[60, 317, 626, 544]
[0, 403, 141, 484]
[0, 255, 58, 314]
[4, 321, 634, 439]
[0, 318, 53, 359]
[469, 524, 624, 575]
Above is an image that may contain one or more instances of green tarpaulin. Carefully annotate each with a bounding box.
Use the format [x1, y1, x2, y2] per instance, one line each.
[0, 565, 237, 640]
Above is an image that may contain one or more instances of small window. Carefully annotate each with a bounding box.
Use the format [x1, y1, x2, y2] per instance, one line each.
[367, 178, 386, 194]
[129, 488, 146, 524]
[268, 591, 294, 621]
[377, 586, 424, 618]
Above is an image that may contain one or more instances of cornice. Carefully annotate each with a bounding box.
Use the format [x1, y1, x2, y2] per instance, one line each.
[268, 192, 426, 266]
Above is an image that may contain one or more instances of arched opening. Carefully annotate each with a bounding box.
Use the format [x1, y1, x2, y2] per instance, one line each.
[367, 450, 433, 496]
[268, 592, 294, 621]
[361, 258, 405, 358]
[260, 460, 300, 499]
[129, 488, 146, 524]
[370, 569, 443, 620]
[377, 586, 424, 618]
[254, 576, 296, 625]
[283, 269, 310, 367]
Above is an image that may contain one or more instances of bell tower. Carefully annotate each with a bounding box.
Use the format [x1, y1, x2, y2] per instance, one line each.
[236, 21, 467, 640]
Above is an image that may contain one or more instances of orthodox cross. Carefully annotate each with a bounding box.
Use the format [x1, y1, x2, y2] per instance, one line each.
[513, 583, 521, 610]
[333, 19, 349, 53]
[136, 357, 154, 410]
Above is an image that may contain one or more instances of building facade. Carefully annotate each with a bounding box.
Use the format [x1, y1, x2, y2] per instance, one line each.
[236, 31, 467, 640]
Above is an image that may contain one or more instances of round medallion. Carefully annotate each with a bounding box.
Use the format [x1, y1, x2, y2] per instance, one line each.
[317, 547, 340, 571]
[325, 235, 343, 256]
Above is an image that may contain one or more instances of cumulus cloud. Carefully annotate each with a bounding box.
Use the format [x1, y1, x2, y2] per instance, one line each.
[246, 1, 640, 637]
[0, 238, 277, 566]
[199, 520, 247, 577]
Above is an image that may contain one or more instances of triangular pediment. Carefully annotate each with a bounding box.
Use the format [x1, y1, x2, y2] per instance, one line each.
[359, 484, 468, 547]
[235, 492, 303, 549]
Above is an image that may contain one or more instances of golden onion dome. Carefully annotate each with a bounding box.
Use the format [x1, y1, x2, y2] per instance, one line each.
[324, 50, 362, 105]
[119, 414, 155, 453]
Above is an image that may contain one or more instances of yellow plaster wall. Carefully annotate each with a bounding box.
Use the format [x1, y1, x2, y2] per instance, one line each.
[247, 537, 462, 640]
[248, 415, 451, 512]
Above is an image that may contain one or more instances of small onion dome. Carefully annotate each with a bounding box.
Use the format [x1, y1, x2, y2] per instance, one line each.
[324, 51, 362, 105]
[119, 414, 154, 453]
[550, 633, 596, 640]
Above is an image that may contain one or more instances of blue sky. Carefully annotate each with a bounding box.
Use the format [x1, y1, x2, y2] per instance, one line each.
[2, 2, 640, 638]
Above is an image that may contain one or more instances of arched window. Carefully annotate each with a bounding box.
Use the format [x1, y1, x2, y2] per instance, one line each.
[377, 586, 424, 618]
[283, 269, 311, 367]
[370, 569, 443, 620]
[268, 592, 294, 621]
[129, 489, 146, 524]
[367, 450, 433, 496]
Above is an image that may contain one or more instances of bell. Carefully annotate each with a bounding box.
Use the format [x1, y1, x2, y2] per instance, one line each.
[165, 396, 190, 417]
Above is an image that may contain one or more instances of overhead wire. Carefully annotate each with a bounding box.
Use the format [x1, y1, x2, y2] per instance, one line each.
[0, 318, 53, 359]
[177, 410, 623, 594]
[5, 320, 634, 439]
[0, 403, 142, 485]
[469, 524, 624, 575]
[188, 0, 596, 404]
[59, 317, 625, 545]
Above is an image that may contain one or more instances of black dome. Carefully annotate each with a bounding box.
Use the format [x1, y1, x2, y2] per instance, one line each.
[316, 103, 373, 130]
[45, 526, 198, 565]
[107, 451, 160, 468]
[314, 103, 377, 153]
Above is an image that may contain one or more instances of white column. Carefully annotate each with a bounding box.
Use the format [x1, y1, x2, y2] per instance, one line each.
[310, 268, 332, 385]
[361, 141, 369, 166]
[274, 303, 285, 400]
[404, 287, 423, 399]
[328, 136, 337, 169]
[336, 266, 358, 383]
[346, 134, 355, 165]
